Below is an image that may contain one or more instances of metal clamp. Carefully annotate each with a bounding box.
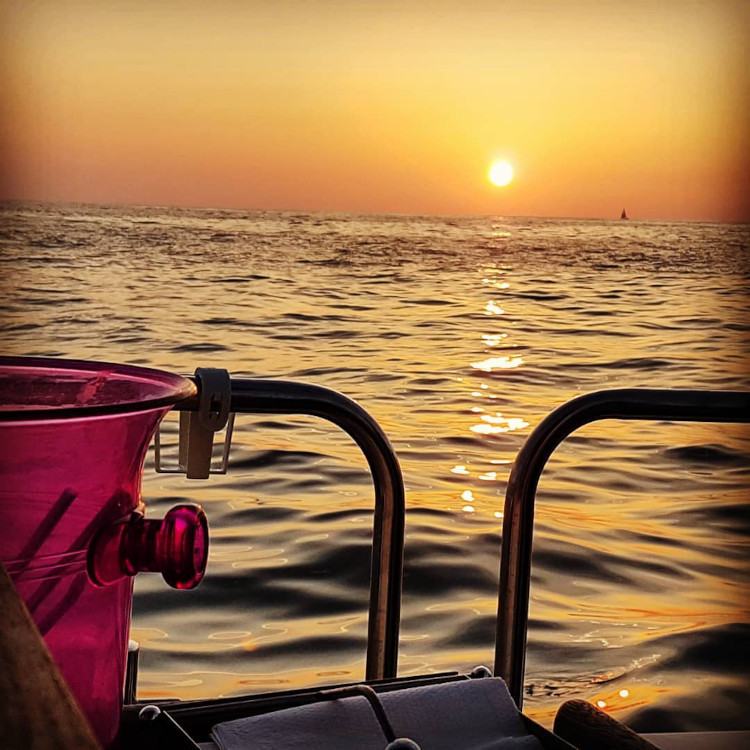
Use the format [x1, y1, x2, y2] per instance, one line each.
[155, 368, 235, 479]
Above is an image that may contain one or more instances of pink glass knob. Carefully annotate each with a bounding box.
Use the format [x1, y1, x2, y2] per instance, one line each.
[88, 504, 208, 590]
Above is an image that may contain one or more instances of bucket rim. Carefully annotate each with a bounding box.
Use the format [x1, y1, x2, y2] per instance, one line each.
[0, 356, 197, 421]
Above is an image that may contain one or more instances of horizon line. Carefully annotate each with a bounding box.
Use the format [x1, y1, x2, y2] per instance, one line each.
[0, 196, 744, 225]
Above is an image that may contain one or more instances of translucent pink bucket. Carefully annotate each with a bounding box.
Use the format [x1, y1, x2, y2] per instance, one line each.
[0, 357, 207, 748]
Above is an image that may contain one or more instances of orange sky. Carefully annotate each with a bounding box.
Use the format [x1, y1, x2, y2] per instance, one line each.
[1, 0, 748, 220]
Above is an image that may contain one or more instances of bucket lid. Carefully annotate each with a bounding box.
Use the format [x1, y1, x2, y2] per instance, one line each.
[0, 357, 197, 421]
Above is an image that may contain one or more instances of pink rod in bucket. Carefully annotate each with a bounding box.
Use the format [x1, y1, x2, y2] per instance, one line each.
[0, 357, 207, 748]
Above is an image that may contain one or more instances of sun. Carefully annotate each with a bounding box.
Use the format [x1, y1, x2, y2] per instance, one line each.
[489, 160, 513, 187]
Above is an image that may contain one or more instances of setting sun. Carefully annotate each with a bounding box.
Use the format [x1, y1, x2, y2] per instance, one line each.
[489, 160, 514, 187]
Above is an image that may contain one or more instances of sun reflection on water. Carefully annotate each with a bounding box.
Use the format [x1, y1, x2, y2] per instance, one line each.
[471, 355, 524, 371]
[482, 333, 508, 346]
[483, 300, 505, 316]
[471, 414, 530, 435]
[444, 269, 532, 522]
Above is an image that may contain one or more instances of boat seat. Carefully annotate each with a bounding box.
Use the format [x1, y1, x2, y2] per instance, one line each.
[206, 677, 568, 749]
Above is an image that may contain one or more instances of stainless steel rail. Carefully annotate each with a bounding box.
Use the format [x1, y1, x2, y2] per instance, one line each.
[493, 388, 750, 707]
[176, 378, 405, 682]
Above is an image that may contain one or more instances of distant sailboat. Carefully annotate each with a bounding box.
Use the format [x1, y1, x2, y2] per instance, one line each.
[620, 208, 629, 220]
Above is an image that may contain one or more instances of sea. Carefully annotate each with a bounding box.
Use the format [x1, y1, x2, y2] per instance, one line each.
[1, 201, 748, 732]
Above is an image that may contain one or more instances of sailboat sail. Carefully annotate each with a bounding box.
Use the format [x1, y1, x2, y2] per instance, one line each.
[620, 208, 628, 220]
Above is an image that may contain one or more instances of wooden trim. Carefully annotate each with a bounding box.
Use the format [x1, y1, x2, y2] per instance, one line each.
[0, 562, 102, 750]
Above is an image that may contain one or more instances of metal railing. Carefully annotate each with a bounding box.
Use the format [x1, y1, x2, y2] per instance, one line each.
[493, 388, 750, 707]
[174, 378, 405, 681]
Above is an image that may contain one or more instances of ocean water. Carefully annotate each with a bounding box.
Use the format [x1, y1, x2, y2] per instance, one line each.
[1, 201, 748, 732]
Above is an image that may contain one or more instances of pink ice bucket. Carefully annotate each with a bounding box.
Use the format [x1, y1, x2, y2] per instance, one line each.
[0, 357, 209, 748]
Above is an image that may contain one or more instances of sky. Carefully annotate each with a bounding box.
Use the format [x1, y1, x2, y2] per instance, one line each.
[1, 0, 748, 220]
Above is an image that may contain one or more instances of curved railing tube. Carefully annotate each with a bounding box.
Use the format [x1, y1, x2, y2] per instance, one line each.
[177, 378, 405, 682]
[493, 389, 750, 707]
